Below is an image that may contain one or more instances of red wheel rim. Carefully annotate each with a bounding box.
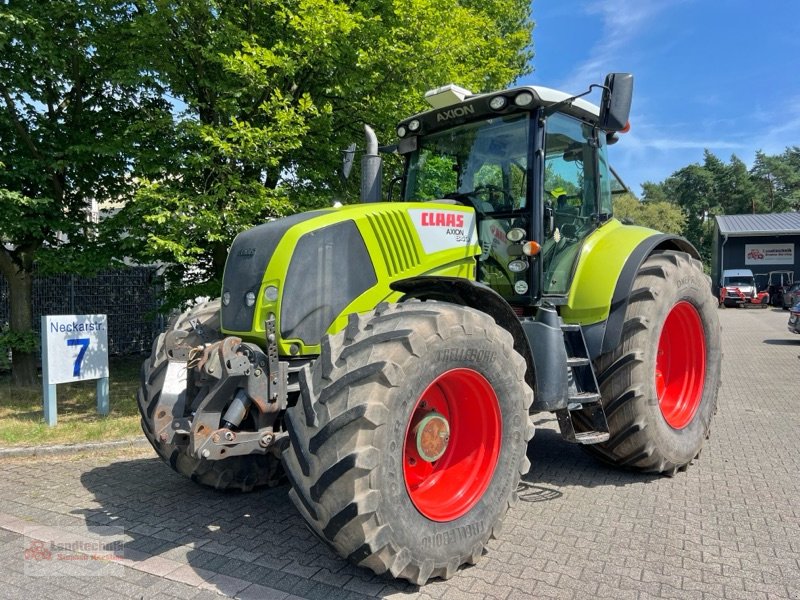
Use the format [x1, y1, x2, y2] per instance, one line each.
[403, 368, 502, 521]
[655, 301, 706, 429]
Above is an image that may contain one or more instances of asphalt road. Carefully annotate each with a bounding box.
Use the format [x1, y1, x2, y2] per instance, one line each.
[0, 306, 798, 600]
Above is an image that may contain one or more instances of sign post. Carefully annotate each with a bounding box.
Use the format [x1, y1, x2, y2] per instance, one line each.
[40, 315, 110, 427]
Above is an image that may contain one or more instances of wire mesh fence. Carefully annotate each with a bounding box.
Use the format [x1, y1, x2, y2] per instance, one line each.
[1, 267, 164, 357]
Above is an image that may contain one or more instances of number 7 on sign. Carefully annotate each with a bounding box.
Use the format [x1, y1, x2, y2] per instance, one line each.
[67, 338, 90, 377]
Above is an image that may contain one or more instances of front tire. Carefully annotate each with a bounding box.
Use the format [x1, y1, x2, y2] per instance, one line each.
[138, 300, 282, 491]
[281, 302, 533, 584]
[586, 251, 721, 474]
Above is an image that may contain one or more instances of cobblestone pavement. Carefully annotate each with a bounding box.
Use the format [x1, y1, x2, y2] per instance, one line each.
[1, 307, 798, 600]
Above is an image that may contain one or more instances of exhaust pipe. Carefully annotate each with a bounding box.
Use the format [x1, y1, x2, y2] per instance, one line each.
[360, 125, 382, 203]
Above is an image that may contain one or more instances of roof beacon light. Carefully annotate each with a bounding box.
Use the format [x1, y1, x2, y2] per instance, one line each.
[424, 84, 473, 109]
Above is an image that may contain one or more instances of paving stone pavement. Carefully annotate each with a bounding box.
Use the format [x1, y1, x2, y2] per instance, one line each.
[0, 307, 798, 600]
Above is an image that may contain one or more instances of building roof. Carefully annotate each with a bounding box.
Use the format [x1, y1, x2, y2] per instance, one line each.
[716, 212, 800, 236]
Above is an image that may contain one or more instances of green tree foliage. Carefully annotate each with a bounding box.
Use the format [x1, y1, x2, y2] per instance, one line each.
[751, 148, 800, 212]
[116, 0, 534, 306]
[0, 0, 167, 384]
[641, 148, 800, 263]
[612, 192, 686, 235]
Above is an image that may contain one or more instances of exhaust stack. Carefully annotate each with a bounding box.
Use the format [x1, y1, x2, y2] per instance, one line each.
[360, 125, 382, 203]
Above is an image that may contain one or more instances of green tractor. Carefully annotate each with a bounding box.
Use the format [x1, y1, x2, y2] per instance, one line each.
[138, 73, 721, 584]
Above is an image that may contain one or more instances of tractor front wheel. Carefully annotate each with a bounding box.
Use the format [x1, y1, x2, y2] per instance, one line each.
[281, 302, 533, 584]
[587, 251, 721, 474]
[138, 300, 282, 491]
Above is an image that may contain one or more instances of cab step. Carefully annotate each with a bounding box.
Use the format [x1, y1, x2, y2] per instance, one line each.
[556, 323, 610, 445]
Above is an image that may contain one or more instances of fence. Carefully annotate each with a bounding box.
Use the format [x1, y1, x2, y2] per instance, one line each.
[0, 267, 164, 357]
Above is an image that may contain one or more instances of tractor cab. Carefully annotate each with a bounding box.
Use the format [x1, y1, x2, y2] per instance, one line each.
[394, 75, 633, 309]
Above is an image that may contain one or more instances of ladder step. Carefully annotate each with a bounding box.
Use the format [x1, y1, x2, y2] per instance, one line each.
[567, 356, 590, 367]
[560, 323, 581, 332]
[567, 392, 601, 407]
[574, 431, 610, 445]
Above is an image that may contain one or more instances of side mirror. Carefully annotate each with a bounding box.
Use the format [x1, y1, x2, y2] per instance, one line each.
[599, 73, 633, 132]
[340, 143, 357, 182]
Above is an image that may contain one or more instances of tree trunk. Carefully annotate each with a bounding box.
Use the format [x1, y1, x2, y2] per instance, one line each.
[0, 252, 37, 387]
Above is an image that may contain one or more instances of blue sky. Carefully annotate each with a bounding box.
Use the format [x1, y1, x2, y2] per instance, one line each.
[519, 0, 800, 196]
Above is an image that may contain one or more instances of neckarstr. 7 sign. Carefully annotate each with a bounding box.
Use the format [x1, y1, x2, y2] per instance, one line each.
[42, 315, 109, 384]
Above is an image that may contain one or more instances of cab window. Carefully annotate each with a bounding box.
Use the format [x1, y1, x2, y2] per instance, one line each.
[541, 112, 598, 295]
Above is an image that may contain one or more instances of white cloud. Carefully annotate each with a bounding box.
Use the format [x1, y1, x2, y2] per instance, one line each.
[747, 96, 800, 156]
[623, 135, 744, 151]
[556, 0, 677, 92]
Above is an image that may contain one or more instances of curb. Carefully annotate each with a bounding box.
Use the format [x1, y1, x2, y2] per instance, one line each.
[0, 437, 151, 459]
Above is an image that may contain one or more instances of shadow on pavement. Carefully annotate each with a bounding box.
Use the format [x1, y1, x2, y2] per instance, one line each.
[78, 455, 414, 599]
[522, 423, 659, 491]
[77, 424, 658, 598]
[763, 338, 800, 345]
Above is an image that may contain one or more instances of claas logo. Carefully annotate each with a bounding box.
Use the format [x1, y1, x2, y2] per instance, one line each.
[420, 212, 465, 228]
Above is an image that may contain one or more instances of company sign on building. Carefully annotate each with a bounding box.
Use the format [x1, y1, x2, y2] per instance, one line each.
[744, 243, 795, 266]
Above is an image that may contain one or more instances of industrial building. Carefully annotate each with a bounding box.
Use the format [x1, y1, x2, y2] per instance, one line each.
[711, 212, 800, 295]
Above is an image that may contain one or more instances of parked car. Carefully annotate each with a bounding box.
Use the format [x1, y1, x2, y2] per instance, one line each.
[782, 282, 800, 310]
[767, 270, 794, 307]
[719, 269, 769, 308]
[788, 302, 800, 334]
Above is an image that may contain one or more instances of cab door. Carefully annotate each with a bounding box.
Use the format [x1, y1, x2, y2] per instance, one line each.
[540, 112, 607, 298]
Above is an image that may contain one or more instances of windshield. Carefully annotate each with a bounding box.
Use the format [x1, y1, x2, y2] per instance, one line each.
[725, 276, 754, 286]
[403, 114, 529, 213]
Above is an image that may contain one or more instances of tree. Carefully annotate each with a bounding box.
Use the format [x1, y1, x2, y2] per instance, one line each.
[704, 151, 764, 215]
[0, 1, 168, 384]
[640, 148, 800, 264]
[751, 148, 800, 212]
[641, 164, 715, 262]
[116, 0, 534, 306]
[613, 192, 686, 235]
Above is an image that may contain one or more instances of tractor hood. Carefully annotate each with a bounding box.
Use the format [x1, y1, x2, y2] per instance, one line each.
[220, 203, 480, 355]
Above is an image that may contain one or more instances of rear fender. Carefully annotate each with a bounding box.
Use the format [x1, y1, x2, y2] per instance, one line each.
[561, 220, 700, 358]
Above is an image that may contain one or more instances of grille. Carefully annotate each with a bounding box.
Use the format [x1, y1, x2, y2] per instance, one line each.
[366, 210, 421, 276]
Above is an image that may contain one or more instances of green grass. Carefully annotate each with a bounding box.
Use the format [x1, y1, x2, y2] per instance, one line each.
[0, 356, 145, 447]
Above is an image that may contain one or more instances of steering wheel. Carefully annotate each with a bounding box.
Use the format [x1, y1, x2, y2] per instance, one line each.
[473, 184, 515, 210]
[444, 192, 487, 214]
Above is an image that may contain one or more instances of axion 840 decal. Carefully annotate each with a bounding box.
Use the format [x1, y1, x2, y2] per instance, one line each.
[407, 209, 478, 255]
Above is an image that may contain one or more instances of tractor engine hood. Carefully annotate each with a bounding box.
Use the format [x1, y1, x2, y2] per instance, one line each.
[220, 203, 480, 355]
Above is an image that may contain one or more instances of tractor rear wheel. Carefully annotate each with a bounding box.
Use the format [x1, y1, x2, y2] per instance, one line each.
[281, 302, 533, 584]
[138, 300, 282, 491]
[586, 251, 721, 474]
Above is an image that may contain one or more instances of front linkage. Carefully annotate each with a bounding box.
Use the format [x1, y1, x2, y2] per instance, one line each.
[152, 316, 289, 462]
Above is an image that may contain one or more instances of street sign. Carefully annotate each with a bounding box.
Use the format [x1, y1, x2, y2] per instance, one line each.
[41, 315, 110, 426]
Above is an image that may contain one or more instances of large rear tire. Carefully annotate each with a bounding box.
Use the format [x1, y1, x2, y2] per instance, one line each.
[585, 251, 721, 474]
[281, 302, 533, 584]
[138, 300, 282, 491]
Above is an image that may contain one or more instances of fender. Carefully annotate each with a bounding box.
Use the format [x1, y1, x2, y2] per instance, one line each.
[391, 276, 582, 412]
[390, 277, 535, 390]
[568, 229, 700, 359]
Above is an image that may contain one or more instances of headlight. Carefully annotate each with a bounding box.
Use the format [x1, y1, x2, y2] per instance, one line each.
[489, 96, 508, 110]
[245, 291, 256, 307]
[506, 228, 526, 242]
[222, 291, 231, 306]
[515, 92, 534, 107]
[264, 286, 279, 302]
[397, 125, 407, 138]
[408, 119, 421, 132]
[508, 259, 529, 273]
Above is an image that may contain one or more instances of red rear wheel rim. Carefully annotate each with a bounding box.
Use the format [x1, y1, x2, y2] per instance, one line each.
[403, 368, 502, 522]
[655, 301, 706, 429]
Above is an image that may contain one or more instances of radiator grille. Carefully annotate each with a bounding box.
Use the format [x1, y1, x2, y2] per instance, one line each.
[367, 211, 421, 276]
